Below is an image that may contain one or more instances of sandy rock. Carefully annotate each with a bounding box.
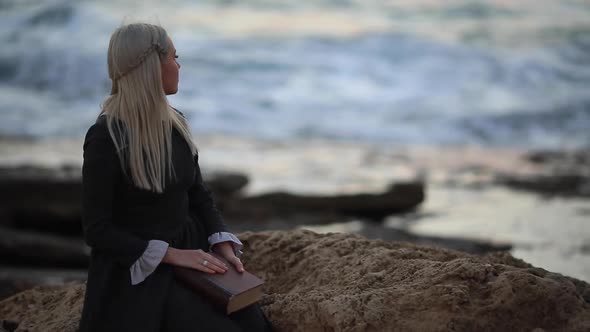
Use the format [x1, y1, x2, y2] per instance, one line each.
[0, 230, 588, 332]
[0, 283, 84, 332]
[0, 265, 87, 301]
[242, 231, 589, 332]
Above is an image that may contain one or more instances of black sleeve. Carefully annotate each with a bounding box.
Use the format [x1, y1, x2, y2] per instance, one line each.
[187, 153, 228, 237]
[81, 122, 149, 268]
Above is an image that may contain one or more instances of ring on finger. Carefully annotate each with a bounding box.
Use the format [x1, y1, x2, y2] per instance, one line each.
[202, 260, 208, 267]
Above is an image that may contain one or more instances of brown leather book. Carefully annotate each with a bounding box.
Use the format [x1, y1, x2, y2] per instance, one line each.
[173, 253, 265, 315]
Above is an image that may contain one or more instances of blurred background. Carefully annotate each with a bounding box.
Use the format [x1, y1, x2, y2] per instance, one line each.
[0, 0, 589, 298]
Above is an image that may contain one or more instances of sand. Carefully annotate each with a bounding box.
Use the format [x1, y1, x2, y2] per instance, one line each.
[1, 230, 589, 332]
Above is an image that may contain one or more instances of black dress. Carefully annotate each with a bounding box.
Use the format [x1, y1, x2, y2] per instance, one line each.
[78, 113, 272, 332]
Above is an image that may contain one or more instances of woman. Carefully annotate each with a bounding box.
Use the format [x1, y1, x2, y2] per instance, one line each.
[78, 23, 273, 332]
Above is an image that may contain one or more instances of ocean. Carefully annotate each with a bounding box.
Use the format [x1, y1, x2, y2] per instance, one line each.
[1, 0, 589, 148]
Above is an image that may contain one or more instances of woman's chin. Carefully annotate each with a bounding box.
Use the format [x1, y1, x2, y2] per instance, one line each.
[165, 87, 178, 95]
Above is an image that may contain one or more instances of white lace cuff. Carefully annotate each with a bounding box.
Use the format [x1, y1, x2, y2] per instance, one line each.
[130, 239, 169, 285]
[208, 232, 244, 257]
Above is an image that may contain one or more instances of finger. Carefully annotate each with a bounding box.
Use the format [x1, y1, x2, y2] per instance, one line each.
[194, 250, 227, 273]
[203, 254, 228, 272]
[200, 259, 226, 274]
[229, 257, 245, 273]
[196, 264, 216, 274]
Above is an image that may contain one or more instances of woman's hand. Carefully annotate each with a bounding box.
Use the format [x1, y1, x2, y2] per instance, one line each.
[212, 241, 245, 273]
[162, 247, 228, 274]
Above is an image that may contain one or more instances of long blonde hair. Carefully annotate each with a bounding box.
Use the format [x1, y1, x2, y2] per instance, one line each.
[100, 22, 197, 193]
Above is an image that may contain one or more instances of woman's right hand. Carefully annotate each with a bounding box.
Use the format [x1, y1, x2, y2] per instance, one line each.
[162, 247, 228, 274]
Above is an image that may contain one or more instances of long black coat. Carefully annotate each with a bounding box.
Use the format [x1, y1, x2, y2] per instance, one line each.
[78, 113, 228, 332]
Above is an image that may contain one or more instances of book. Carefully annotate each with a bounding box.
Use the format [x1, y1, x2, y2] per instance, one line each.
[172, 253, 265, 315]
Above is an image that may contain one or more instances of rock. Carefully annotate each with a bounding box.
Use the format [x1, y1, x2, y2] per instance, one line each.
[1, 230, 588, 332]
[496, 149, 590, 198]
[0, 164, 249, 236]
[0, 165, 82, 235]
[206, 172, 249, 196]
[526, 150, 590, 167]
[359, 223, 511, 254]
[233, 181, 425, 221]
[243, 230, 589, 332]
[0, 282, 84, 332]
[0, 226, 89, 268]
[496, 173, 590, 197]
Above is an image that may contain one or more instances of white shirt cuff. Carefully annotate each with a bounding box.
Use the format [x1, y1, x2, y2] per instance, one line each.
[208, 232, 244, 257]
[130, 239, 169, 285]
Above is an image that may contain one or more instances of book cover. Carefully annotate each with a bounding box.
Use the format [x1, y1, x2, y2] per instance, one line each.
[173, 253, 265, 315]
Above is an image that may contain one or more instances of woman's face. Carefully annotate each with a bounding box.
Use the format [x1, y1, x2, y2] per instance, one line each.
[161, 36, 180, 95]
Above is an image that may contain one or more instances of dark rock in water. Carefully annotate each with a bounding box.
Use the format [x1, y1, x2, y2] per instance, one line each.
[0, 164, 249, 236]
[526, 150, 590, 166]
[0, 165, 83, 236]
[497, 149, 590, 198]
[497, 173, 590, 197]
[205, 172, 249, 196]
[234, 181, 425, 221]
[0, 226, 89, 268]
[359, 223, 511, 255]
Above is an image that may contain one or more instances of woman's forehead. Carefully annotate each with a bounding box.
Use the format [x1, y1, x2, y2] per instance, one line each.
[167, 36, 175, 51]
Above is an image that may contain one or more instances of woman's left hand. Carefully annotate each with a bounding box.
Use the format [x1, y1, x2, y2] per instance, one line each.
[212, 241, 245, 273]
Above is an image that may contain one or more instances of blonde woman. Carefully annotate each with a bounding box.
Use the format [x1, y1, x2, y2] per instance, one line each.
[78, 23, 273, 332]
